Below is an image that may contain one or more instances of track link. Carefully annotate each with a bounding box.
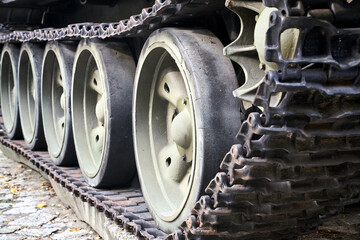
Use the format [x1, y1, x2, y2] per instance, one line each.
[0, 0, 224, 43]
[170, 1, 360, 239]
[1, 0, 360, 239]
[0, 132, 170, 239]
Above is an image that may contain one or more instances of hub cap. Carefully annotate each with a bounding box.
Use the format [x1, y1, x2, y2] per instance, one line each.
[136, 51, 196, 221]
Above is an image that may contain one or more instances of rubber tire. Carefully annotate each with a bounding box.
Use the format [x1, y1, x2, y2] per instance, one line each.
[18, 43, 46, 150]
[72, 39, 136, 187]
[133, 28, 241, 232]
[0, 43, 23, 139]
[41, 41, 77, 166]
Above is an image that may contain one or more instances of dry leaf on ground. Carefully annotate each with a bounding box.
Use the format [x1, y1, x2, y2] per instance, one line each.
[70, 228, 81, 232]
[10, 188, 17, 194]
[36, 203, 47, 208]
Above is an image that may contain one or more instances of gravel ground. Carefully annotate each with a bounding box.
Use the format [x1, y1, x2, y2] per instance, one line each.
[0, 150, 102, 240]
[298, 203, 360, 240]
[1, 148, 360, 240]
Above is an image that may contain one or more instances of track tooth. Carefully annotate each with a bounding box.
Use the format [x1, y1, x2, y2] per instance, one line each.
[126, 221, 141, 236]
[179, 2, 360, 238]
[115, 215, 129, 227]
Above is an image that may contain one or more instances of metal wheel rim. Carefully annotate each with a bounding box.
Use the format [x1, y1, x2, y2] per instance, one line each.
[0, 52, 17, 134]
[72, 49, 107, 178]
[42, 51, 65, 157]
[19, 51, 36, 142]
[135, 47, 196, 221]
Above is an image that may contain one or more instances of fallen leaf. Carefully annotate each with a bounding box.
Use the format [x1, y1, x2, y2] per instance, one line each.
[0, 174, 4, 178]
[5, 220, 10, 222]
[36, 203, 47, 208]
[10, 188, 17, 194]
[70, 228, 81, 232]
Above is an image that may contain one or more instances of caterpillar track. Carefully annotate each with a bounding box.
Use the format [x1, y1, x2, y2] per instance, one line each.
[1, 0, 360, 239]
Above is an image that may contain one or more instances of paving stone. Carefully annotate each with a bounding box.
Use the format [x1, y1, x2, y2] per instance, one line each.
[0, 203, 10, 210]
[0, 225, 21, 234]
[51, 228, 91, 240]
[0, 194, 14, 202]
[42, 222, 67, 229]
[17, 191, 49, 197]
[17, 227, 60, 237]
[0, 189, 8, 194]
[2, 206, 38, 215]
[0, 150, 102, 240]
[9, 197, 50, 208]
[0, 216, 6, 224]
[0, 235, 19, 240]
[8, 211, 57, 227]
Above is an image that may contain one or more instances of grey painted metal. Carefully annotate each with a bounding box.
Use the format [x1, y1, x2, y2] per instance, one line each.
[71, 39, 136, 187]
[224, 2, 265, 106]
[0, 43, 22, 139]
[18, 42, 46, 150]
[41, 41, 77, 165]
[133, 28, 240, 233]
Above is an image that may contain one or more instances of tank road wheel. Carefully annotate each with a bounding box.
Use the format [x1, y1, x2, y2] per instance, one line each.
[41, 41, 77, 165]
[133, 28, 240, 232]
[72, 39, 136, 187]
[18, 43, 46, 150]
[0, 44, 22, 139]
